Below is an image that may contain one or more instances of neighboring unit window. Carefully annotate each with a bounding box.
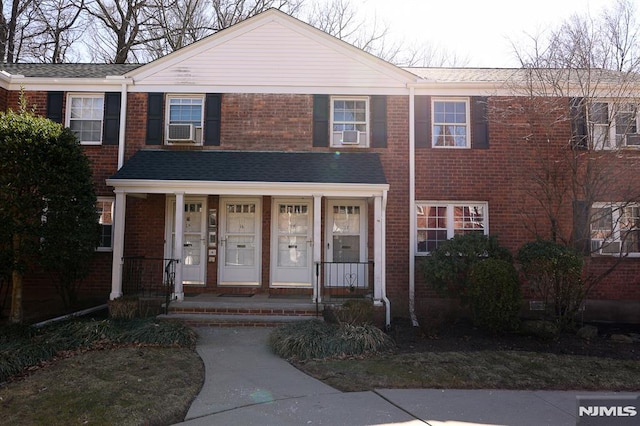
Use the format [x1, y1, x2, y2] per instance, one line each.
[589, 102, 640, 149]
[166, 95, 204, 144]
[97, 198, 114, 250]
[331, 97, 369, 147]
[591, 203, 640, 255]
[432, 98, 470, 148]
[416, 202, 487, 254]
[68, 94, 104, 144]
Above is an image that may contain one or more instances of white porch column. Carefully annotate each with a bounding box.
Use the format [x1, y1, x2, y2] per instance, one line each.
[173, 192, 185, 301]
[373, 195, 384, 302]
[110, 190, 127, 300]
[313, 194, 322, 302]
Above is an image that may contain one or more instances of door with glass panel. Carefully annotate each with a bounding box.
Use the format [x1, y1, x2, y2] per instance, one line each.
[166, 198, 206, 285]
[219, 198, 261, 286]
[271, 199, 312, 287]
[325, 200, 367, 289]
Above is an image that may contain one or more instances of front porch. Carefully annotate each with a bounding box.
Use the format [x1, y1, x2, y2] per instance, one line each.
[107, 150, 391, 327]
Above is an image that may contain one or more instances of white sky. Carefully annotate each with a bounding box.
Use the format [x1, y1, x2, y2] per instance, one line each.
[354, 0, 623, 67]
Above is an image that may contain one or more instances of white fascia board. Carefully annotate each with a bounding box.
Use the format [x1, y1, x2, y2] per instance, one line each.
[106, 179, 389, 198]
[5, 78, 133, 92]
[128, 84, 410, 96]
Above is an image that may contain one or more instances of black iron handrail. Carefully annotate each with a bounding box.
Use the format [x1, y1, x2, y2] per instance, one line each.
[314, 260, 374, 314]
[122, 256, 179, 314]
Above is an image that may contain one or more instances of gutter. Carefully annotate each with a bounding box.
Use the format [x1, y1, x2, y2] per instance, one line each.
[381, 190, 391, 330]
[408, 85, 419, 327]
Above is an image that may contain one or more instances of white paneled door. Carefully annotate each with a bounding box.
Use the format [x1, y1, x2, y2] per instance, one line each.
[166, 198, 207, 285]
[325, 200, 367, 288]
[219, 198, 261, 286]
[271, 199, 313, 287]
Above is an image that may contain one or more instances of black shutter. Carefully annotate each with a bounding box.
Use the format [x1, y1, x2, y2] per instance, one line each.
[471, 96, 489, 149]
[573, 200, 591, 255]
[370, 95, 387, 148]
[415, 95, 430, 148]
[102, 92, 121, 145]
[47, 91, 64, 123]
[570, 97, 588, 150]
[204, 93, 222, 146]
[313, 94, 329, 147]
[146, 93, 164, 145]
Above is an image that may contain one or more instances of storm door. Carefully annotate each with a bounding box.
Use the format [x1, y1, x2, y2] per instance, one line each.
[166, 198, 207, 285]
[271, 199, 312, 287]
[325, 200, 367, 289]
[219, 198, 261, 286]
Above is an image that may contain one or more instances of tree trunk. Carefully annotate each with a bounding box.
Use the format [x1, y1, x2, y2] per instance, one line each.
[10, 233, 23, 323]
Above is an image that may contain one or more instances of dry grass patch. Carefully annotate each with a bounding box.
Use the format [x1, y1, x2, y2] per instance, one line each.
[294, 350, 640, 392]
[0, 346, 203, 426]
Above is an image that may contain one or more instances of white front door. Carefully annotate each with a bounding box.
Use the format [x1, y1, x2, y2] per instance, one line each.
[271, 199, 313, 287]
[325, 200, 367, 289]
[166, 198, 207, 286]
[219, 197, 261, 286]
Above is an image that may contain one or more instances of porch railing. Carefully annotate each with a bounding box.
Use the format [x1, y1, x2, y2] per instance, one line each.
[314, 261, 374, 305]
[122, 256, 179, 314]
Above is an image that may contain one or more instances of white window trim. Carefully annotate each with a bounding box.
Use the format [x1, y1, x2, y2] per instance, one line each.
[97, 196, 114, 252]
[65, 93, 104, 145]
[589, 101, 640, 150]
[431, 97, 471, 149]
[165, 94, 205, 145]
[591, 202, 640, 257]
[415, 201, 489, 255]
[330, 96, 370, 148]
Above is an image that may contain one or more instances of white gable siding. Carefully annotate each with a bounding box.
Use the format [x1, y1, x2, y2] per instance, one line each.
[132, 19, 410, 93]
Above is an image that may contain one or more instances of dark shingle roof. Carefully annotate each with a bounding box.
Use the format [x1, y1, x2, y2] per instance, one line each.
[110, 150, 388, 185]
[0, 63, 143, 78]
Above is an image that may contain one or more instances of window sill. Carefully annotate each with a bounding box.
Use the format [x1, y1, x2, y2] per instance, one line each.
[96, 247, 113, 253]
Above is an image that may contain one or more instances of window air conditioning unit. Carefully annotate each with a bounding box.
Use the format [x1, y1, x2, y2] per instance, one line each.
[340, 130, 361, 145]
[167, 124, 195, 142]
[591, 239, 621, 254]
[626, 133, 640, 146]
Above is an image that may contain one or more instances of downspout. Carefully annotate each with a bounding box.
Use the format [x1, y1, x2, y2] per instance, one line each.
[408, 85, 419, 327]
[381, 189, 391, 331]
[117, 82, 128, 169]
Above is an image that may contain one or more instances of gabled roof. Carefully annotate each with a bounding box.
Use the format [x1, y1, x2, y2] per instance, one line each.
[109, 150, 387, 185]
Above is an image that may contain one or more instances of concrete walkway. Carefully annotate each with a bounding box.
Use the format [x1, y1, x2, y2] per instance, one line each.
[176, 327, 638, 426]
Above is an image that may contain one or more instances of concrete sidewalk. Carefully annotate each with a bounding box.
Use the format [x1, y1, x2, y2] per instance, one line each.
[176, 327, 637, 426]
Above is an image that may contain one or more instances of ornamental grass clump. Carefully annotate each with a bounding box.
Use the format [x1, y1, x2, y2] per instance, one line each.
[269, 319, 395, 360]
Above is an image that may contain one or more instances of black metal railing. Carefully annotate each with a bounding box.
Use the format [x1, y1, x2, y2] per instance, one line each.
[122, 256, 179, 314]
[315, 261, 374, 307]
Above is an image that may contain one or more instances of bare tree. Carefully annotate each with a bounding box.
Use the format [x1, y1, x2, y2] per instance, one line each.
[211, 0, 303, 30]
[82, 0, 158, 63]
[23, 0, 85, 63]
[0, 0, 34, 62]
[144, 0, 212, 60]
[497, 0, 640, 319]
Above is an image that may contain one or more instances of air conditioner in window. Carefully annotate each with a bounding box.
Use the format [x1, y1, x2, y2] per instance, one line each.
[340, 130, 360, 144]
[592, 239, 621, 254]
[167, 124, 195, 142]
[625, 133, 640, 146]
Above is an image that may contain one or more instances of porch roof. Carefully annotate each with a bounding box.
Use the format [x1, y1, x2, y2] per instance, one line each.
[109, 150, 388, 188]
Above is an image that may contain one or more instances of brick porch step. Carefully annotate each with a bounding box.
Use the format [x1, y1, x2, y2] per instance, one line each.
[160, 312, 319, 327]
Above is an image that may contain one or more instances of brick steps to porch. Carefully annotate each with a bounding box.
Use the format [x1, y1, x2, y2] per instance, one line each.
[160, 294, 323, 326]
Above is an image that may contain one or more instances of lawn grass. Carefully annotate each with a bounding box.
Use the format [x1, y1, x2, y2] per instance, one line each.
[294, 350, 640, 392]
[0, 318, 203, 425]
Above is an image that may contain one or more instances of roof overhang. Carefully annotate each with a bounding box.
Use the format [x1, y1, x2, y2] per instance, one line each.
[107, 150, 389, 198]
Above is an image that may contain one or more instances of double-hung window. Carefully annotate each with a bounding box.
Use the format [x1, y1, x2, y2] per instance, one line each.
[331, 97, 369, 147]
[589, 102, 640, 149]
[416, 202, 488, 254]
[67, 94, 104, 144]
[166, 95, 204, 144]
[97, 198, 114, 251]
[591, 202, 640, 256]
[432, 98, 470, 148]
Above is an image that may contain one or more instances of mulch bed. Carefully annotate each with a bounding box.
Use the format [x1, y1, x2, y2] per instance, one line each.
[391, 317, 640, 360]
